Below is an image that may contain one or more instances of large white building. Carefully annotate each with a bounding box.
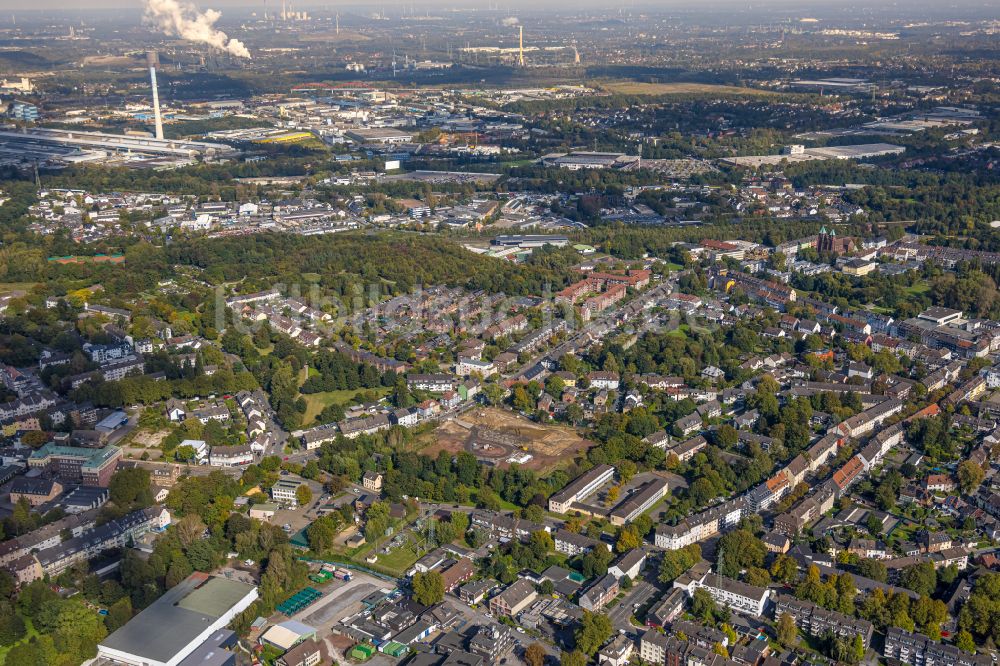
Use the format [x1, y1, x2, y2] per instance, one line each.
[653, 497, 745, 549]
[98, 573, 258, 666]
[548, 464, 615, 514]
[679, 573, 769, 617]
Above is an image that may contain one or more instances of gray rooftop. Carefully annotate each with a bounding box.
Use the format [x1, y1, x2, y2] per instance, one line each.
[99, 574, 256, 664]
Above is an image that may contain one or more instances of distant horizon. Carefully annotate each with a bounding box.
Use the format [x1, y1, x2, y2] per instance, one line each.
[1, 0, 998, 14]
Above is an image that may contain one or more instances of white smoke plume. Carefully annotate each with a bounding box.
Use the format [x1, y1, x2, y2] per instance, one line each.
[501, 17, 519, 26]
[143, 0, 251, 58]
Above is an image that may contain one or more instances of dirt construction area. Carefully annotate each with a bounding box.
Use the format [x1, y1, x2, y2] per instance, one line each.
[129, 429, 171, 449]
[425, 407, 592, 472]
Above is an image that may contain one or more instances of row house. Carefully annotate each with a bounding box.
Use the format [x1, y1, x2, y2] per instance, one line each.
[681, 573, 769, 617]
[406, 374, 456, 392]
[884, 626, 991, 666]
[836, 398, 903, 438]
[470, 511, 547, 542]
[33, 507, 169, 581]
[483, 314, 528, 341]
[773, 490, 835, 536]
[774, 594, 874, 648]
[338, 413, 391, 439]
[209, 445, 254, 467]
[654, 497, 745, 550]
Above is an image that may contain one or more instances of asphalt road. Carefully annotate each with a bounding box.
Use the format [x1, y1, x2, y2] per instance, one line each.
[606, 579, 658, 632]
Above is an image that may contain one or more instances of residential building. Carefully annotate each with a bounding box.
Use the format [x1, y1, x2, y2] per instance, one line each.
[883, 627, 991, 666]
[468, 624, 515, 665]
[489, 579, 537, 617]
[9, 477, 62, 506]
[363, 471, 384, 492]
[553, 529, 606, 556]
[774, 594, 874, 648]
[609, 549, 646, 581]
[209, 445, 253, 467]
[579, 573, 619, 611]
[654, 498, 745, 549]
[277, 639, 324, 666]
[684, 573, 769, 617]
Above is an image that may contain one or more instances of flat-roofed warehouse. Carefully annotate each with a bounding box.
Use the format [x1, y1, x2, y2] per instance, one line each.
[97, 572, 258, 666]
[345, 128, 414, 144]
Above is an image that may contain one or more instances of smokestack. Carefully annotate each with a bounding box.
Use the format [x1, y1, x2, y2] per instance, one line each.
[518, 26, 524, 67]
[147, 51, 164, 140]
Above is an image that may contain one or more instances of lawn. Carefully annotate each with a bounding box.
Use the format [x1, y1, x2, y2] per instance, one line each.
[300, 387, 391, 423]
[360, 543, 422, 576]
[666, 324, 690, 339]
[0, 282, 38, 296]
[0, 616, 38, 664]
[905, 281, 930, 296]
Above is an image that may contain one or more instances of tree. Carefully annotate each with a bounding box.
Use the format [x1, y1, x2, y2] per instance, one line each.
[574, 611, 613, 656]
[857, 558, 888, 583]
[108, 468, 153, 513]
[771, 554, 798, 583]
[525, 643, 546, 666]
[411, 571, 444, 606]
[955, 630, 976, 654]
[777, 612, 797, 647]
[900, 562, 936, 597]
[561, 650, 587, 666]
[174, 444, 197, 462]
[104, 597, 132, 633]
[850, 633, 865, 664]
[745, 567, 771, 588]
[482, 382, 506, 406]
[296, 484, 313, 507]
[0, 602, 25, 646]
[606, 485, 620, 505]
[715, 424, 738, 449]
[511, 386, 532, 413]
[20, 430, 49, 449]
[615, 525, 640, 553]
[659, 544, 701, 583]
[958, 460, 986, 494]
[691, 588, 719, 624]
[717, 529, 766, 578]
[307, 515, 338, 553]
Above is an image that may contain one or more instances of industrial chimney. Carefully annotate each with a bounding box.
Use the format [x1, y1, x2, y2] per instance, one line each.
[518, 26, 524, 67]
[147, 51, 164, 140]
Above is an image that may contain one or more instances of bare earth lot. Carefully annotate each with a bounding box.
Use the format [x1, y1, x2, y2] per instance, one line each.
[424, 407, 592, 472]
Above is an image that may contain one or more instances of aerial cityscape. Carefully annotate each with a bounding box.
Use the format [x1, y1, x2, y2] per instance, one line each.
[0, 1, 996, 666]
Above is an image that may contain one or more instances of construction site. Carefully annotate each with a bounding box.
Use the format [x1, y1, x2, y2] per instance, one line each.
[423, 408, 592, 472]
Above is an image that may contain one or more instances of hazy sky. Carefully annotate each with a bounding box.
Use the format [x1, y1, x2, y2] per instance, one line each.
[0, 0, 996, 14]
